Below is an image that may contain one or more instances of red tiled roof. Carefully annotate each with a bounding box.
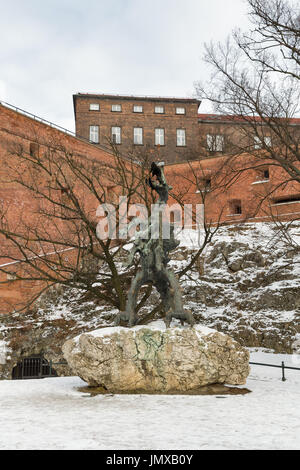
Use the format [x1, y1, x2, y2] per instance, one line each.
[198, 113, 300, 124]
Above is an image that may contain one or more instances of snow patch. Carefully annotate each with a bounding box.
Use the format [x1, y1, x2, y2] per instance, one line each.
[0, 340, 10, 365]
[72, 320, 219, 348]
[0, 351, 299, 449]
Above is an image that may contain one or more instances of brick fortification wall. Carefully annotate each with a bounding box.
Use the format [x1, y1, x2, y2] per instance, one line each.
[165, 155, 300, 225]
[0, 104, 123, 314]
[0, 101, 299, 314]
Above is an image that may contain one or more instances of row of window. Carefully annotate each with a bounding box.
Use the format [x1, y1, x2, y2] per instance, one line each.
[206, 134, 272, 152]
[89, 103, 186, 115]
[197, 168, 269, 194]
[90, 127, 272, 150]
[206, 134, 224, 152]
[89, 126, 186, 146]
[194, 193, 300, 217]
[225, 192, 300, 216]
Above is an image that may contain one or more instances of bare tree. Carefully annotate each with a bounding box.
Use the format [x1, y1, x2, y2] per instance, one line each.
[0, 134, 225, 322]
[237, 0, 300, 79]
[195, 0, 300, 192]
[0, 136, 149, 312]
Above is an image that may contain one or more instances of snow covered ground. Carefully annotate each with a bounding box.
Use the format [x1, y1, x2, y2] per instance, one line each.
[0, 350, 299, 450]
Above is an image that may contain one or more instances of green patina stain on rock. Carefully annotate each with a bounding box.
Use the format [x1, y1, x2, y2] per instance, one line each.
[140, 330, 164, 360]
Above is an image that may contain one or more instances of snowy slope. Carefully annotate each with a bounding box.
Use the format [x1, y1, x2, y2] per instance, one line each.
[173, 221, 300, 352]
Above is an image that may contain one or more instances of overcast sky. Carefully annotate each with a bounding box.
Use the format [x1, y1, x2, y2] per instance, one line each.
[0, 0, 251, 131]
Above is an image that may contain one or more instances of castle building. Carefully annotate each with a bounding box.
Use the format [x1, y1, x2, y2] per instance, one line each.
[73, 93, 201, 164]
[73, 92, 300, 166]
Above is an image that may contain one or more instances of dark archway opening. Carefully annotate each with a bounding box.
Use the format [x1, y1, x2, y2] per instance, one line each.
[12, 355, 57, 380]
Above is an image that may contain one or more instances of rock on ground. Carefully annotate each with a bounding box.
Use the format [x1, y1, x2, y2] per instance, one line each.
[62, 321, 250, 393]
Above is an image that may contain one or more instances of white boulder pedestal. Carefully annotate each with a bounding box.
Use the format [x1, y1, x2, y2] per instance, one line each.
[62, 321, 250, 393]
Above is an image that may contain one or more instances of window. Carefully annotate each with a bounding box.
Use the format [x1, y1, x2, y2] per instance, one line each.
[7, 272, 17, 281]
[264, 136, 272, 146]
[254, 136, 271, 149]
[155, 128, 165, 146]
[89, 103, 100, 111]
[229, 199, 242, 215]
[29, 142, 39, 157]
[273, 195, 300, 205]
[133, 105, 143, 113]
[154, 105, 164, 114]
[111, 104, 122, 112]
[254, 136, 261, 149]
[111, 126, 121, 144]
[89, 125, 99, 143]
[177, 129, 186, 146]
[207, 134, 224, 152]
[134, 127, 143, 145]
[196, 178, 211, 193]
[176, 107, 185, 114]
[254, 166, 270, 182]
[203, 178, 211, 191]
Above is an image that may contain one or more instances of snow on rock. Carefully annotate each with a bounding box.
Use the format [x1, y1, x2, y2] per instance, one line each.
[62, 323, 250, 392]
[71, 320, 217, 343]
[0, 340, 10, 365]
[292, 333, 300, 354]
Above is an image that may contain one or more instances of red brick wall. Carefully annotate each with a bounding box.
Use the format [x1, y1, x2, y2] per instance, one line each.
[0, 104, 124, 314]
[166, 154, 300, 225]
[0, 103, 299, 315]
[74, 94, 200, 164]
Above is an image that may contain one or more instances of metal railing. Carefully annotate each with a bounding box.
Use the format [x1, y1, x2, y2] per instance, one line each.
[0, 99, 76, 136]
[48, 360, 68, 377]
[12, 358, 300, 381]
[47, 360, 300, 382]
[249, 361, 300, 382]
[0, 99, 113, 154]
